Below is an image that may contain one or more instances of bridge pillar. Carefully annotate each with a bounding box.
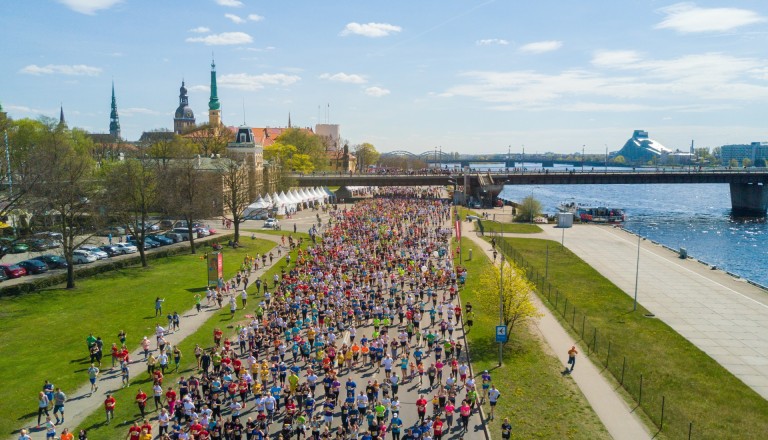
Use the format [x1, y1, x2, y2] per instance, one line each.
[730, 182, 768, 216]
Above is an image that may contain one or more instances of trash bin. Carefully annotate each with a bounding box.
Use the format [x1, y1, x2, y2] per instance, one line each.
[679, 247, 687, 259]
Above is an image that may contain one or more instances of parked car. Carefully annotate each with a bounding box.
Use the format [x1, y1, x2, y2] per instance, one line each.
[0, 269, 8, 282]
[17, 259, 49, 274]
[151, 235, 173, 246]
[32, 254, 69, 269]
[79, 245, 108, 259]
[164, 232, 183, 243]
[114, 243, 138, 254]
[10, 241, 29, 253]
[159, 220, 175, 230]
[145, 236, 164, 247]
[263, 218, 279, 229]
[207, 227, 217, 235]
[129, 240, 151, 251]
[72, 249, 97, 264]
[195, 227, 210, 238]
[99, 245, 122, 257]
[0, 263, 28, 278]
[23, 239, 50, 252]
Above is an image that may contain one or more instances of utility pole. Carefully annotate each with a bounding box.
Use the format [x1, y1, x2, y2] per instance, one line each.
[582, 144, 585, 171]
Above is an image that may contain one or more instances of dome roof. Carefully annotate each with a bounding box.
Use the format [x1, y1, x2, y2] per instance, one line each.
[180, 83, 188, 95]
[175, 105, 194, 120]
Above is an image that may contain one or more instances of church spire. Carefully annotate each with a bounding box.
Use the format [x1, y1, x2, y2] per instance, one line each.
[109, 81, 121, 139]
[208, 56, 222, 128]
[288, 112, 292, 128]
[59, 105, 66, 127]
[208, 57, 220, 112]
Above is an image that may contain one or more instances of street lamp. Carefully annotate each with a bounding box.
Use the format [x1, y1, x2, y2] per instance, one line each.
[498, 256, 505, 366]
[582, 144, 585, 172]
[604, 144, 608, 172]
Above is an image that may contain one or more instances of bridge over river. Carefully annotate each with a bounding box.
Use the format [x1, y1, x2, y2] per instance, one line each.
[291, 168, 768, 216]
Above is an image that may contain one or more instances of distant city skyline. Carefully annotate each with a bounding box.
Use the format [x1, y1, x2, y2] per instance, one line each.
[2, 0, 768, 154]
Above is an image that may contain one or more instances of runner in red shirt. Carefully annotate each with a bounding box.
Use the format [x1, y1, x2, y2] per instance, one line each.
[127, 421, 142, 440]
[433, 416, 445, 440]
[135, 389, 147, 418]
[415, 395, 427, 422]
[140, 420, 152, 436]
[189, 420, 203, 437]
[104, 394, 116, 424]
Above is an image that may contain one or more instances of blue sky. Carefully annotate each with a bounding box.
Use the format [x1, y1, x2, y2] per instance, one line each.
[2, 0, 768, 155]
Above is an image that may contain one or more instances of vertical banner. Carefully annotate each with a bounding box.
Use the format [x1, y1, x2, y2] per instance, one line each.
[207, 251, 223, 285]
[455, 219, 461, 241]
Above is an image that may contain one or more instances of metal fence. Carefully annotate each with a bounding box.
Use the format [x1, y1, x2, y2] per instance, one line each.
[490, 233, 697, 439]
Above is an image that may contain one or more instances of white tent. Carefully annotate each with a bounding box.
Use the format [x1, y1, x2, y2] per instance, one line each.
[280, 191, 297, 213]
[314, 187, 326, 203]
[272, 192, 286, 215]
[290, 189, 305, 208]
[243, 196, 271, 219]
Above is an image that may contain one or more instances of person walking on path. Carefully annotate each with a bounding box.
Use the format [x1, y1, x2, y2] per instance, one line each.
[154, 297, 165, 317]
[487, 385, 501, 420]
[567, 346, 578, 373]
[37, 391, 50, 426]
[53, 387, 66, 424]
[87, 364, 99, 395]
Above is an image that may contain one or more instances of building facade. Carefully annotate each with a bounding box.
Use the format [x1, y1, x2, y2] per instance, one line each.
[721, 142, 768, 165]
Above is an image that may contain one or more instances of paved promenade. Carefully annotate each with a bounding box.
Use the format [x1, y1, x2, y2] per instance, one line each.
[464, 233, 650, 440]
[533, 224, 768, 399]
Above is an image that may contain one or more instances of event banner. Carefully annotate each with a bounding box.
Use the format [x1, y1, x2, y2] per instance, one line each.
[207, 252, 223, 285]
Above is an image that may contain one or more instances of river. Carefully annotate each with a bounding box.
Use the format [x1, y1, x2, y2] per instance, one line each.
[493, 164, 768, 287]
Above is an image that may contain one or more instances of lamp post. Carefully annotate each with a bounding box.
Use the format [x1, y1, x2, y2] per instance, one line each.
[582, 144, 585, 172]
[498, 256, 504, 366]
[605, 144, 608, 172]
[521, 145, 525, 174]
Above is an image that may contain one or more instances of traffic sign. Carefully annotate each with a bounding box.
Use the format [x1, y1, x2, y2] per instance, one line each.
[495, 325, 507, 343]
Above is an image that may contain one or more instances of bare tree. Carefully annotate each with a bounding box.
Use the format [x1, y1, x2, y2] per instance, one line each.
[217, 158, 251, 243]
[103, 157, 159, 267]
[28, 122, 102, 288]
[160, 157, 216, 254]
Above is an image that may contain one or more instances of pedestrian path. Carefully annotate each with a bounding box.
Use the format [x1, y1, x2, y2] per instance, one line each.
[13, 233, 285, 440]
[534, 224, 768, 399]
[465, 233, 651, 440]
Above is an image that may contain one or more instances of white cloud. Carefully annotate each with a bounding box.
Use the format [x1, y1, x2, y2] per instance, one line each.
[340, 22, 402, 38]
[225, 13, 245, 24]
[5, 104, 48, 114]
[519, 40, 563, 54]
[188, 85, 210, 93]
[365, 86, 390, 97]
[248, 14, 264, 22]
[319, 72, 367, 84]
[215, 0, 243, 7]
[20, 64, 102, 76]
[655, 3, 765, 33]
[443, 52, 768, 111]
[218, 73, 301, 91]
[57, 0, 121, 15]
[591, 50, 643, 68]
[186, 32, 253, 46]
[476, 39, 509, 46]
[189, 26, 210, 33]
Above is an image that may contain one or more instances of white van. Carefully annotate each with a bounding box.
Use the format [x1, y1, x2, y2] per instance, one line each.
[172, 227, 192, 240]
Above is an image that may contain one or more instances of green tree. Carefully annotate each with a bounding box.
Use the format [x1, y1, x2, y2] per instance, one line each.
[515, 195, 542, 223]
[729, 159, 739, 167]
[477, 259, 542, 340]
[742, 158, 753, 168]
[354, 142, 381, 171]
[754, 158, 766, 167]
[289, 153, 314, 174]
[275, 128, 328, 170]
[186, 123, 230, 157]
[612, 155, 626, 164]
[264, 142, 297, 167]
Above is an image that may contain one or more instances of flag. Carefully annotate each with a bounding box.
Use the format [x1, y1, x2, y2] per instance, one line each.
[455, 220, 461, 241]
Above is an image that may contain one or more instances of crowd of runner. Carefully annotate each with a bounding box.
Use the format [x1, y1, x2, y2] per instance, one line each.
[29, 192, 501, 440]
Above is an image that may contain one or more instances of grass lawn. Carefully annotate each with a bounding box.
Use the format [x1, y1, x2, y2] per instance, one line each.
[0, 239, 275, 438]
[478, 220, 542, 234]
[75, 236, 314, 439]
[457, 237, 610, 440]
[500, 237, 768, 440]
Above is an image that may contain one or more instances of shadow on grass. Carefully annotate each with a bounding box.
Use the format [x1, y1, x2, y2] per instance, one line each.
[466, 335, 525, 364]
[185, 287, 207, 293]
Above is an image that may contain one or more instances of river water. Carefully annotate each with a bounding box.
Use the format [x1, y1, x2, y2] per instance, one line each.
[493, 164, 768, 287]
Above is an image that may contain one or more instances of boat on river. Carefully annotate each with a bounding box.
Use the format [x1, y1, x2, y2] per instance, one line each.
[576, 206, 626, 223]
